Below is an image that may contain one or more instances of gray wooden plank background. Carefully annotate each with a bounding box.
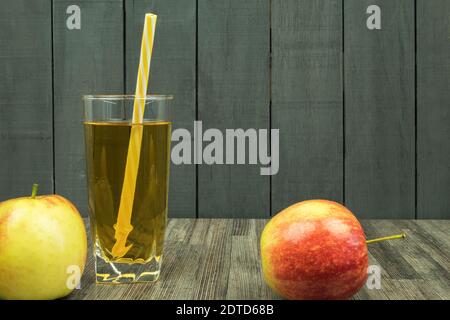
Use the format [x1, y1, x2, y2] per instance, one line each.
[197, 0, 270, 218]
[1, 0, 449, 220]
[53, 0, 124, 216]
[344, 0, 415, 219]
[417, 0, 450, 219]
[126, 0, 196, 218]
[272, 0, 343, 214]
[0, 0, 53, 198]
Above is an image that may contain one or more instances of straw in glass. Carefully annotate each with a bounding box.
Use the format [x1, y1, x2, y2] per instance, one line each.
[111, 13, 157, 259]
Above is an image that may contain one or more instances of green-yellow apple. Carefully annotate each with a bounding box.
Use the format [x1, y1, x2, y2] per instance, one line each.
[261, 199, 368, 300]
[0, 184, 87, 300]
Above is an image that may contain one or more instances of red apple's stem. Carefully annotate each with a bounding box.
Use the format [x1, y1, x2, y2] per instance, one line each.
[366, 232, 406, 244]
[31, 183, 39, 199]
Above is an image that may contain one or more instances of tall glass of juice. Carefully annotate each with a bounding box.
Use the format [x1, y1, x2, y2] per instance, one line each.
[83, 94, 172, 284]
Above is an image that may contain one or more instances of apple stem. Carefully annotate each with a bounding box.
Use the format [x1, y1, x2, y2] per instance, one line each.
[366, 232, 406, 244]
[31, 183, 39, 199]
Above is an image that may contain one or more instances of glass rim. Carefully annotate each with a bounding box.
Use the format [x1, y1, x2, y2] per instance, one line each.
[83, 94, 174, 101]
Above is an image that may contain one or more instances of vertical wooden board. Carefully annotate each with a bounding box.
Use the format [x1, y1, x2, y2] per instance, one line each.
[0, 0, 53, 199]
[53, 0, 124, 216]
[198, 0, 270, 218]
[344, 0, 415, 218]
[125, 0, 196, 218]
[417, 0, 450, 219]
[271, 0, 343, 214]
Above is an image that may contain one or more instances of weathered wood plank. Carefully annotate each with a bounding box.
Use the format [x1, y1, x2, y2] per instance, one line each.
[353, 251, 391, 300]
[367, 220, 449, 282]
[197, 0, 270, 218]
[226, 220, 278, 299]
[0, 0, 53, 199]
[417, 0, 450, 219]
[120, 219, 201, 299]
[271, 0, 344, 214]
[193, 219, 233, 299]
[396, 220, 450, 275]
[126, 0, 196, 218]
[53, 0, 124, 216]
[344, 0, 415, 218]
[357, 219, 450, 299]
[69, 219, 450, 300]
[362, 220, 421, 280]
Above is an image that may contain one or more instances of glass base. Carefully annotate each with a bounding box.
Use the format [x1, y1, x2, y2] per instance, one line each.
[95, 253, 162, 284]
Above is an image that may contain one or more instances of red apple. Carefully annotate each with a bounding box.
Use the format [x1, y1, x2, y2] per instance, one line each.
[261, 199, 368, 300]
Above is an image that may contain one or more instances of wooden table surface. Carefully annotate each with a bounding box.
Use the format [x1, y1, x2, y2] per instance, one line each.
[68, 219, 450, 300]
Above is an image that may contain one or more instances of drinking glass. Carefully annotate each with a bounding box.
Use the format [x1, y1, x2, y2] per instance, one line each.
[83, 95, 172, 284]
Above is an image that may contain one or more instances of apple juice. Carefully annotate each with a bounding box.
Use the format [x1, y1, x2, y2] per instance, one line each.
[84, 121, 171, 265]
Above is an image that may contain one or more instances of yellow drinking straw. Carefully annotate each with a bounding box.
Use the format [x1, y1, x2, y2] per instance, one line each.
[111, 13, 157, 259]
